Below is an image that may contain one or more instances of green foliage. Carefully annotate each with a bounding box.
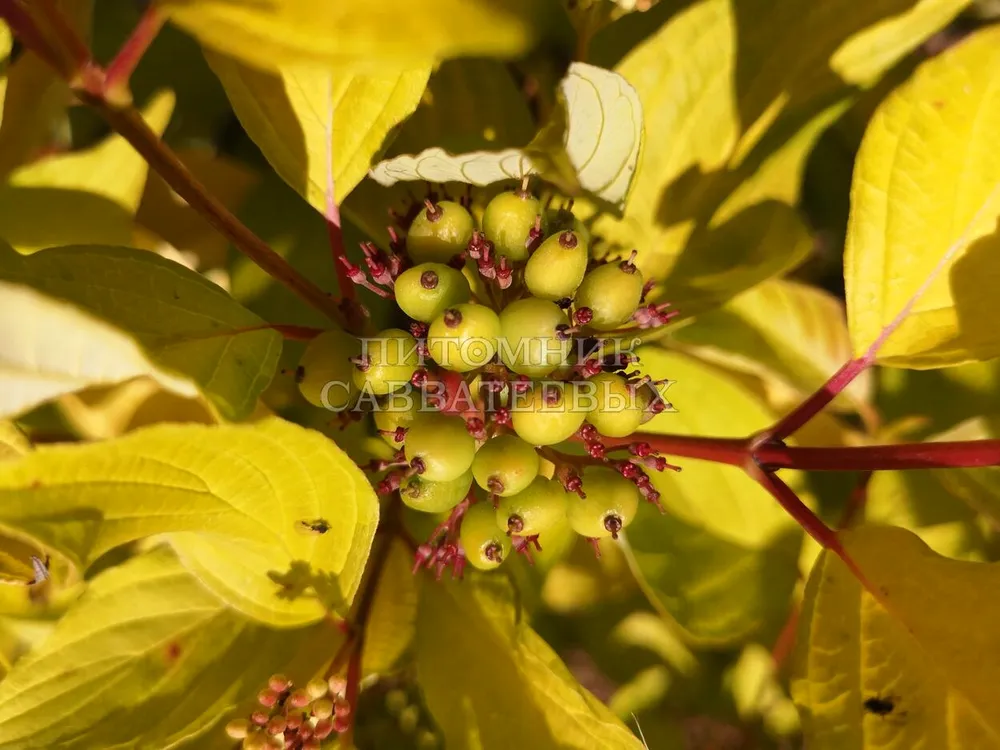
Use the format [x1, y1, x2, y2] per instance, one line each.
[2, 2, 1000, 749]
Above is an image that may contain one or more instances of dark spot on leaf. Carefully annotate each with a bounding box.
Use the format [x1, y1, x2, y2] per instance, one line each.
[166, 641, 182, 662]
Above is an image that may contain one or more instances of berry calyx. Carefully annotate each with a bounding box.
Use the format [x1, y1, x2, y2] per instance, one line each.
[481, 189, 545, 261]
[404, 411, 477, 482]
[460, 502, 511, 571]
[407, 200, 475, 264]
[395, 262, 472, 322]
[471, 434, 540, 497]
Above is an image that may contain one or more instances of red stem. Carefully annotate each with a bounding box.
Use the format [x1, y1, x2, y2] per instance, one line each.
[34, 0, 91, 73]
[604, 434, 748, 467]
[103, 4, 165, 96]
[767, 356, 870, 442]
[757, 440, 1000, 471]
[0, 1, 67, 75]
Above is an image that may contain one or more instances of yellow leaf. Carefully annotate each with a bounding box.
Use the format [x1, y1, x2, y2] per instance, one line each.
[370, 61, 643, 208]
[0, 1, 93, 177]
[207, 53, 429, 211]
[0, 422, 29, 461]
[416, 574, 644, 749]
[0, 91, 175, 254]
[156, 0, 561, 70]
[585, 0, 966, 305]
[846, 26, 1000, 367]
[670, 279, 873, 413]
[791, 524, 1000, 746]
[0, 416, 379, 627]
[622, 347, 804, 644]
[0, 546, 342, 748]
[362, 540, 418, 676]
[0, 243, 281, 421]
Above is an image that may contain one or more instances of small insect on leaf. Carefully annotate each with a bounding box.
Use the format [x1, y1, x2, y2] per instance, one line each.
[296, 518, 331, 535]
[863, 695, 904, 719]
[29, 555, 49, 584]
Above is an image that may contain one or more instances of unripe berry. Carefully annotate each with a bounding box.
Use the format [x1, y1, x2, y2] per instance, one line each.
[524, 230, 589, 301]
[460, 502, 511, 570]
[498, 297, 572, 377]
[585, 372, 643, 438]
[395, 263, 471, 322]
[482, 190, 544, 261]
[306, 677, 329, 699]
[404, 412, 477, 481]
[407, 200, 474, 263]
[296, 329, 360, 409]
[574, 258, 644, 331]
[496, 476, 568, 537]
[398, 705, 420, 734]
[384, 688, 409, 716]
[353, 328, 419, 396]
[471, 434, 539, 497]
[288, 688, 312, 708]
[242, 732, 269, 750]
[400, 470, 473, 513]
[226, 719, 251, 739]
[268, 674, 292, 693]
[416, 730, 441, 749]
[568, 467, 640, 539]
[311, 697, 334, 720]
[511, 383, 587, 446]
[427, 304, 501, 373]
[373, 394, 419, 446]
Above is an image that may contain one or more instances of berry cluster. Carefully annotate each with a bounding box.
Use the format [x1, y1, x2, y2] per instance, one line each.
[224, 674, 348, 749]
[295, 181, 679, 576]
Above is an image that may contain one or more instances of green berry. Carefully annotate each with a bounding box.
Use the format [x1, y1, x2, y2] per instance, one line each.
[398, 705, 420, 734]
[460, 502, 510, 570]
[524, 230, 589, 301]
[574, 258, 644, 331]
[568, 468, 640, 539]
[496, 477, 568, 537]
[416, 730, 441, 750]
[395, 263, 471, 322]
[471, 434, 539, 497]
[352, 328, 419, 396]
[427, 303, 501, 373]
[544, 206, 591, 244]
[407, 200, 474, 264]
[585, 372, 643, 438]
[226, 719, 250, 739]
[385, 688, 409, 716]
[296, 329, 360, 409]
[242, 733, 269, 750]
[400, 470, 473, 513]
[498, 297, 572, 377]
[373, 394, 419, 446]
[482, 190, 544, 261]
[511, 382, 587, 446]
[404, 411, 476, 481]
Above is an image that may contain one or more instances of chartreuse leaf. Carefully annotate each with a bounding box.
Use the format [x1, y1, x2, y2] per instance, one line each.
[0, 91, 175, 253]
[156, 0, 562, 70]
[622, 347, 803, 644]
[865, 418, 998, 561]
[0, 416, 379, 627]
[584, 0, 965, 306]
[0, 545, 343, 749]
[370, 61, 643, 208]
[362, 540, 418, 676]
[846, 26, 1000, 368]
[416, 574, 644, 749]
[0, 423, 28, 461]
[0, 242, 280, 421]
[0, 1, 93, 178]
[206, 54, 430, 210]
[669, 279, 872, 413]
[791, 524, 1000, 746]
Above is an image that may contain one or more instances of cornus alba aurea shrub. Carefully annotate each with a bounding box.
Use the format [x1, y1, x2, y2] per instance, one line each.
[5, 2, 1000, 750]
